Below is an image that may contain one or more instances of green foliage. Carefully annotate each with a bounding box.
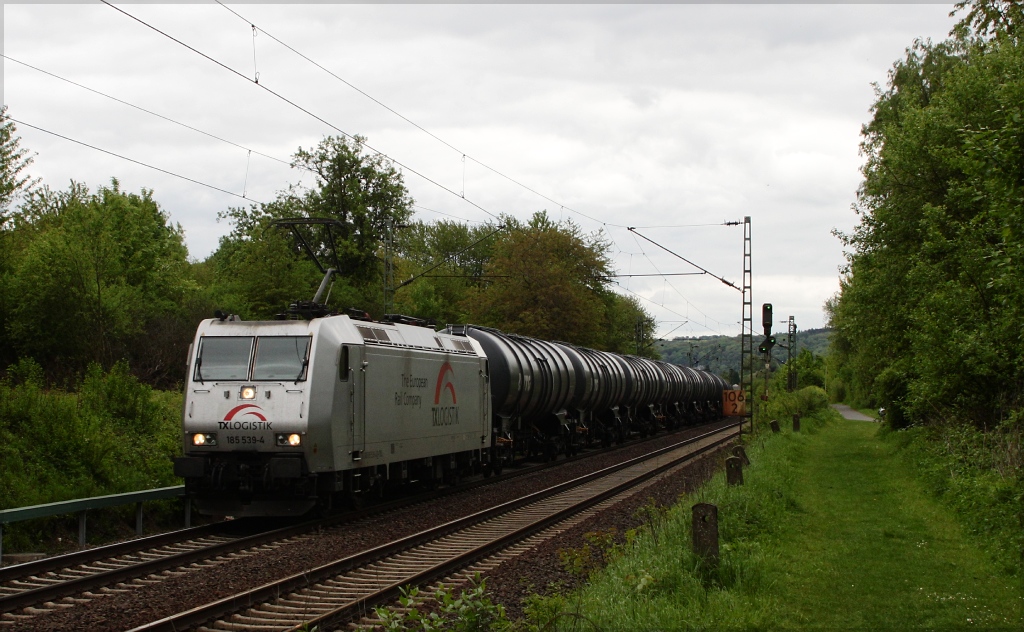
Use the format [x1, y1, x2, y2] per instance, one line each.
[657, 328, 832, 378]
[210, 135, 414, 319]
[539, 409, 1022, 630]
[0, 106, 37, 226]
[2, 179, 201, 385]
[293, 135, 414, 286]
[392, 211, 658, 354]
[464, 212, 615, 349]
[526, 410, 837, 631]
[749, 356, 833, 431]
[828, 2, 1024, 429]
[392, 219, 498, 325]
[0, 359, 182, 550]
[373, 576, 511, 632]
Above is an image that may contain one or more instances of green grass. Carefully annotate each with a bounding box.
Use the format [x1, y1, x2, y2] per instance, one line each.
[770, 419, 1019, 629]
[854, 406, 881, 420]
[539, 414, 1022, 630]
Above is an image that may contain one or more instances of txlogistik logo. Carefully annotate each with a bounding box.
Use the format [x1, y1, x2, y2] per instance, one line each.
[432, 361, 459, 426]
[219, 404, 274, 430]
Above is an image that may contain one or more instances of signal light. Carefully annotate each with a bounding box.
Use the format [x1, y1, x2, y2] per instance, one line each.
[762, 303, 773, 335]
[758, 335, 777, 355]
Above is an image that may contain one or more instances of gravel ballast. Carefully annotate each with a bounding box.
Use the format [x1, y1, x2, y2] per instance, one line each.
[8, 421, 737, 631]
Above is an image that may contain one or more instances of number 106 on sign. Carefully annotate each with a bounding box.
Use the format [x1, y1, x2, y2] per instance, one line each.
[723, 389, 746, 416]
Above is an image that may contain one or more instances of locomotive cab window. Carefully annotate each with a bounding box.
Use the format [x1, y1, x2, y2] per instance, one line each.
[339, 346, 349, 382]
[253, 336, 312, 381]
[194, 337, 254, 381]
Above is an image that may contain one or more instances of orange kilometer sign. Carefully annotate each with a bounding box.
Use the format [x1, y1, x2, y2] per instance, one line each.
[722, 389, 746, 417]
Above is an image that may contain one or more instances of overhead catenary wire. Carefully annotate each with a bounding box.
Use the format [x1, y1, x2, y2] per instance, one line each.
[3, 53, 480, 232]
[395, 224, 506, 290]
[10, 117, 261, 202]
[628, 230, 728, 333]
[213, 0, 613, 228]
[413, 205, 487, 224]
[612, 281, 724, 336]
[213, 1, 749, 240]
[627, 226, 740, 291]
[97, 2, 737, 331]
[606, 272, 706, 278]
[213, 0, 745, 336]
[100, 0, 501, 222]
[0, 54, 297, 171]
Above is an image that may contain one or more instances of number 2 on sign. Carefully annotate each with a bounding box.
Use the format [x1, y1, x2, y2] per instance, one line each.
[723, 389, 746, 416]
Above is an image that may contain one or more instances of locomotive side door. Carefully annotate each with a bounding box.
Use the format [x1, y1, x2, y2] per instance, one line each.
[349, 345, 366, 460]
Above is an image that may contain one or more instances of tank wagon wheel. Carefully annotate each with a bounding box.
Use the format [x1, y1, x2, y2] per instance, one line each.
[544, 442, 558, 462]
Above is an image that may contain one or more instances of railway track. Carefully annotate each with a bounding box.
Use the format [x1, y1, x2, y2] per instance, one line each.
[0, 520, 318, 624]
[0, 420, 738, 629]
[129, 422, 739, 632]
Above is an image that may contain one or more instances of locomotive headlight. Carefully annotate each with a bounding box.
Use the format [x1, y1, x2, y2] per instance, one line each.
[276, 433, 302, 447]
[239, 386, 257, 400]
[192, 432, 217, 446]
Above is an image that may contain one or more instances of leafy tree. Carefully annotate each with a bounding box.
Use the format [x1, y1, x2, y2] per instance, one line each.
[461, 212, 656, 352]
[4, 180, 194, 384]
[601, 291, 657, 356]
[0, 106, 37, 227]
[391, 219, 499, 324]
[463, 212, 608, 345]
[829, 0, 1024, 428]
[291, 136, 414, 283]
[0, 108, 38, 369]
[210, 135, 414, 318]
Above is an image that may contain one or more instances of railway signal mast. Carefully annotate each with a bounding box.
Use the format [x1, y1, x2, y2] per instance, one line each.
[758, 303, 775, 401]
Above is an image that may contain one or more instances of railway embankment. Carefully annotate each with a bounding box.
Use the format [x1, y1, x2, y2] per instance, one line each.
[509, 408, 1021, 630]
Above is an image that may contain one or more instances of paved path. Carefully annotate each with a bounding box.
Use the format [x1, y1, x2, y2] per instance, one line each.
[832, 403, 876, 421]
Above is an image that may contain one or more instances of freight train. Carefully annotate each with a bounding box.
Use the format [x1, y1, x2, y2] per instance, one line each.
[173, 308, 729, 517]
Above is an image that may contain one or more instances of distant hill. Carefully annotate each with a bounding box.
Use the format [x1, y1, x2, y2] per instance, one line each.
[655, 327, 831, 380]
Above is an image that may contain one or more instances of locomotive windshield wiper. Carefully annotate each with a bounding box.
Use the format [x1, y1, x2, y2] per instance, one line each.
[195, 356, 204, 384]
[295, 355, 309, 384]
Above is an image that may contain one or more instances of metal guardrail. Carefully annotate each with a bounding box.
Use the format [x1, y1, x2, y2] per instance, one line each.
[0, 486, 189, 565]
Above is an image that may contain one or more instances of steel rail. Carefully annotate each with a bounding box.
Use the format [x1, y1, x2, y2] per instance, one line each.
[1, 421, 726, 618]
[0, 520, 314, 614]
[295, 424, 739, 632]
[0, 522, 223, 584]
[130, 422, 740, 632]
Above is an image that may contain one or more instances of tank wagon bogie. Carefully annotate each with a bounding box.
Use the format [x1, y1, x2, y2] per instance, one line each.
[175, 316, 729, 517]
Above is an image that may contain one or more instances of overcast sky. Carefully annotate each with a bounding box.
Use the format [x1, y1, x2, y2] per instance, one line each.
[3, 2, 960, 339]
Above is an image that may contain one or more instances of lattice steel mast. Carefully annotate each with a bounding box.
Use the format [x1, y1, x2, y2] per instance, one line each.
[740, 216, 753, 428]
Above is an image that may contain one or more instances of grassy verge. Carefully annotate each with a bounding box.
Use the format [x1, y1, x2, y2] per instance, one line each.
[533, 410, 1021, 630]
[878, 421, 1023, 578]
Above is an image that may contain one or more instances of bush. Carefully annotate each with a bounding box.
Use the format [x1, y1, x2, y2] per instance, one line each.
[752, 376, 832, 434]
[0, 358, 183, 552]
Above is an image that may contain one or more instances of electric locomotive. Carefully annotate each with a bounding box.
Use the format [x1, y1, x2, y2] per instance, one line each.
[174, 312, 492, 517]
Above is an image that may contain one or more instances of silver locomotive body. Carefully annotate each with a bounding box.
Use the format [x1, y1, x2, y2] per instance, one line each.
[174, 315, 491, 517]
